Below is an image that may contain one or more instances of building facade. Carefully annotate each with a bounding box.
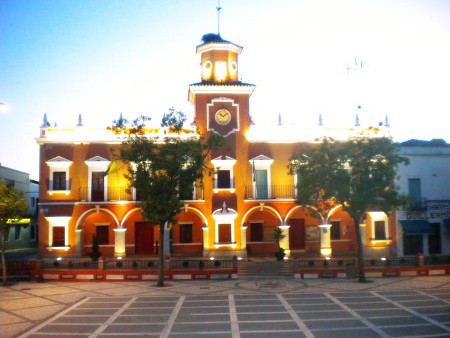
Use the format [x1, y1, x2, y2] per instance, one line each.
[37, 34, 395, 259]
[395, 139, 450, 257]
[0, 164, 39, 250]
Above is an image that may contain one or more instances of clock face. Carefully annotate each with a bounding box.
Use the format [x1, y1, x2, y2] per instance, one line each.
[215, 109, 231, 125]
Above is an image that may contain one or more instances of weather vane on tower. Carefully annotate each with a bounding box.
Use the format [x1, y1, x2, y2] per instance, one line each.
[217, 0, 222, 35]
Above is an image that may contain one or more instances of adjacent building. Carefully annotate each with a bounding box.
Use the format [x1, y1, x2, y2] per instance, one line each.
[37, 34, 396, 259]
[395, 139, 450, 257]
[0, 164, 39, 251]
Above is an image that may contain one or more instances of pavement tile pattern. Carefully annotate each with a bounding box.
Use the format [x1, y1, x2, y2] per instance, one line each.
[1, 276, 449, 338]
[10, 289, 450, 337]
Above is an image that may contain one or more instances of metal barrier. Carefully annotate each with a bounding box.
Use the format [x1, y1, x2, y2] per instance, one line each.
[40, 258, 98, 270]
[103, 258, 159, 270]
[170, 259, 234, 270]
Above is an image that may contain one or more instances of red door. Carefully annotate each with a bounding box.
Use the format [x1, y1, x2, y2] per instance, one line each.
[289, 219, 305, 250]
[135, 222, 154, 254]
[91, 172, 104, 201]
[218, 224, 232, 243]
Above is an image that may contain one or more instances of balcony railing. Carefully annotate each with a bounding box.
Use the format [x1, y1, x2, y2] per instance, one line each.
[78, 187, 133, 202]
[407, 198, 427, 211]
[78, 185, 204, 202]
[245, 185, 295, 200]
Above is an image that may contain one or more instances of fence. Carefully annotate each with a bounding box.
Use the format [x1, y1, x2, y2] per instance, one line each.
[103, 258, 159, 270]
[4, 256, 237, 281]
[294, 254, 450, 279]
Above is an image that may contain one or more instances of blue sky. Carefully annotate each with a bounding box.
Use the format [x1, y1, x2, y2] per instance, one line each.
[1, 0, 449, 179]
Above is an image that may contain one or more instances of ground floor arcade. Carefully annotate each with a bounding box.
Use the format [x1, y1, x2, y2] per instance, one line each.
[38, 201, 397, 259]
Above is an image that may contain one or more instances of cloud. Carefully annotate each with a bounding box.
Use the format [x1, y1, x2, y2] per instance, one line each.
[0, 103, 9, 114]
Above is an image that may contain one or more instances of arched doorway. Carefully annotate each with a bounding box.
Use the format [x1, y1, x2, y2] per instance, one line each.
[242, 206, 283, 255]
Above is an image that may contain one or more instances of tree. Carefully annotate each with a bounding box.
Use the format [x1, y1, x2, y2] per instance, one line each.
[289, 138, 345, 222]
[0, 182, 28, 286]
[90, 235, 101, 261]
[273, 227, 286, 261]
[289, 137, 408, 282]
[110, 109, 221, 287]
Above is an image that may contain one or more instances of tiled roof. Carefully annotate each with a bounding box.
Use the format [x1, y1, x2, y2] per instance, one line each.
[189, 81, 255, 87]
[400, 139, 448, 147]
[197, 33, 243, 50]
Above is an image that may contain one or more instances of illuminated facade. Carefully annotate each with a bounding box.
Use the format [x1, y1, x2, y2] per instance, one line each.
[37, 34, 395, 258]
[1, 164, 39, 250]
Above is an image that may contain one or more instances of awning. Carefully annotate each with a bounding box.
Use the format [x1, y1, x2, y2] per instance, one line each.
[6, 218, 30, 224]
[400, 220, 433, 234]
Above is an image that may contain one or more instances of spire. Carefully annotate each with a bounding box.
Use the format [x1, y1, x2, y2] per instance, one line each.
[385, 114, 390, 127]
[41, 113, 50, 127]
[277, 113, 282, 126]
[77, 113, 83, 127]
[318, 113, 323, 126]
[216, 0, 222, 35]
[355, 113, 360, 127]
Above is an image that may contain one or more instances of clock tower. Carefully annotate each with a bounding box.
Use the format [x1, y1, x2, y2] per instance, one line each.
[189, 33, 255, 137]
[188, 33, 255, 256]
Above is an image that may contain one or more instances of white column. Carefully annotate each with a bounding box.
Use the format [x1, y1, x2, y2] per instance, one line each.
[75, 229, 83, 257]
[279, 225, 290, 256]
[319, 224, 332, 257]
[202, 226, 209, 256]
[114, 228, 127, 257]
[240, 226, 248, 249]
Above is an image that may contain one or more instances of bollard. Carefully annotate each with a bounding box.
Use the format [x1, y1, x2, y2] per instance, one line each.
[418, 253, 424, 268]
[232, 255, 238, 273]
[98, 256, 104, 271]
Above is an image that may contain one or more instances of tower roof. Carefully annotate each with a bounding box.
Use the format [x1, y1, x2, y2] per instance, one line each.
[196, 33, 243, 55]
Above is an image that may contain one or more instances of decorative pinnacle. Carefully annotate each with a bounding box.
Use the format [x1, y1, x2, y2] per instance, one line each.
[355, 113, 360, 127]
[41, 113, 50, 127]
[77, 113, 83, 127]
[278, 113, 282, 126]
[222, 201, 227, 212]
[216, 0, 222, 35]
[318, 113, 323, 126]
[385, 114, 390, 127]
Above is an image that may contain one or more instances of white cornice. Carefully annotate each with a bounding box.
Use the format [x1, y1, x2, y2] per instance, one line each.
[196, 42, 242, 55]
[189, 84, 255, 104]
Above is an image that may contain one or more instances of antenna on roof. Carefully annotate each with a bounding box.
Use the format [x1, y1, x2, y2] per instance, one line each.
[216, 0, 222, 35]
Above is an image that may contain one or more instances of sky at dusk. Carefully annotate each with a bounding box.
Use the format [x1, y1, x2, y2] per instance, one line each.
[1, 0, 449, 180]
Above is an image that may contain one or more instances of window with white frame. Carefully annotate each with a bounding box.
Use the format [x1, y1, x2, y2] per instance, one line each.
[85, 156, 110, 202]
[46, 217, 71, 251]
[249, 155, 274, 199]
[211, 156, 236, 192]
[368, 212, 390, 242]
[46, 156, 72, 193]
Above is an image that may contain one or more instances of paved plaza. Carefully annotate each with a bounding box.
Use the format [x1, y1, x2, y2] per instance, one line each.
[1, 276, 450, 338]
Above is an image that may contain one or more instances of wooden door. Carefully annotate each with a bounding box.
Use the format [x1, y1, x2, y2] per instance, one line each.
[135, 222, 154, 254]
[96, 226, 109, 245]
[92, 172, 104, 201]
[218, 224, 232, 243]
[250, 222, 263, 242]
[289, 219, 305, 250]
[255, 170, 268, 199]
